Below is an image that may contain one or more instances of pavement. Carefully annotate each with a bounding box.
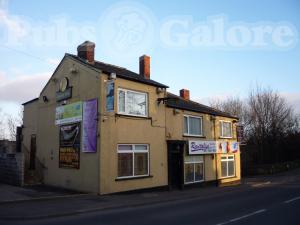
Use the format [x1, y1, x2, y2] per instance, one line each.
[0, 168, 300, 223]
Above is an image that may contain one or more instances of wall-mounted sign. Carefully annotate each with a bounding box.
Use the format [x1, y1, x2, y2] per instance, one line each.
[59, 123, 80, 169]
[106, 80, 114, 112]
[189, 140, 239, 155]
[56, 87, 72, 102]
[236, 125, 246, 145]
[82, 99, 98, 153]
[189, 141, 216, 155]
[55, 101, 82, 125]
[56, 77, 72, 102]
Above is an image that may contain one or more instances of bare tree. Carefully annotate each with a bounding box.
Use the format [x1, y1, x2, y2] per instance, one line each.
[0, 108, 5, 139]
[247, 86, 299, 163]
[6, 107, 23, 141]
[209, 96, 249, 126]
[209, 86, 299, 164]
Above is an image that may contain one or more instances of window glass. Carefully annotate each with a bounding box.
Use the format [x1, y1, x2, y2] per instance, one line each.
[118, 145, 133, 151]
[134, 153, 148, 175]
[184, 115, 203, 136]
[118, 153, 133, 177]
[185, 155, 203, 163]
[221, 121, 232, 137]
[184, 163, 194, 183]
[118, 90, 125, 113]
[221, 155, 235, 178]
[228, 160, 235, 176]
[184, 116, 188, 134]
[221, 161, 227, 177]
[117, 144, 149, 178]
[135, 145, 148, 151]
[189, 117, 201, 135]
[127, 91, 147, 116]
[195, 163, 204, 181]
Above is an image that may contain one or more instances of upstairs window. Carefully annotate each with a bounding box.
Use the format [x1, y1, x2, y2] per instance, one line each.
[184, 115, 203, 136]
[220, 121, 232, 138]
[118, 89, 148, 117]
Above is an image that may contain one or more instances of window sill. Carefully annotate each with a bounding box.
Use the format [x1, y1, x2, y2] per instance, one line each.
[219, 136, 234, 139]
[183, 134, 206, 138]
[115, 175, 153, 181]
[116, 113, 151, 120]
[184, 180, 204, 185]
[220, 175, 236, 180]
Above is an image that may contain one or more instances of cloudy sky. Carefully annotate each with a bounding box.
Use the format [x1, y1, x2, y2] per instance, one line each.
[0, 0, 300, 136]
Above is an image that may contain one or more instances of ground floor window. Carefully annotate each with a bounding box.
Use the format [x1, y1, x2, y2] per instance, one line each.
[184, 155, 204, 184]
[221, 155, 235, 178]
[117, 144, 149, 178]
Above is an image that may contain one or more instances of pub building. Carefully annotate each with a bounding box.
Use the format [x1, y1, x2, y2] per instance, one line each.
[22, 41, 241, 194]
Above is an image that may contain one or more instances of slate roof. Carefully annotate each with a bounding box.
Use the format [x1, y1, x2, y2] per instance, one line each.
[166, 92, 238, 119]
[22, 98, 38, 106]
[67, 54, 168, 88]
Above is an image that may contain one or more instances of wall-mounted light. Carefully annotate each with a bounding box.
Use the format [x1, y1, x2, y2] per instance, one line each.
[173, 109, 180, 115]
[109, 72, 116, 80]
[42, 96, 49, 103]
[156, 87, 164, 94]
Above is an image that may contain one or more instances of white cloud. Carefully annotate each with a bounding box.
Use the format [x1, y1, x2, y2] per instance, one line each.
[0, 72, 51, 103]
[0, 7, 28, 43]
[281, 92, 300, 115]
[46, 58, 60, 66]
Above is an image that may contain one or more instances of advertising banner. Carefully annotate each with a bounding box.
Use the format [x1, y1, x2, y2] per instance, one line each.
[189, 140, 239, 155]
[82, 99, 98, 153]
[106, 80, 115, 112]
[189, 141, 216, 155]
[59, 123, 80, 169]
[55, 101, 82, 125]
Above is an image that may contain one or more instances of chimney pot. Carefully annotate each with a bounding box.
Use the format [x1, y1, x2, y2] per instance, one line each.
[139, 55, 150, 79]
[180, 89, 190, 100]
[77, 41, 95, 64]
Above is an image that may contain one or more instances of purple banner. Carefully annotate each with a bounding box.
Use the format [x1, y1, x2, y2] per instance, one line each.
[82, 99, 98, 153]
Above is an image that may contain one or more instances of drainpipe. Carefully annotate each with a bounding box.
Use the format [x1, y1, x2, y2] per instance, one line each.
[212, 115, 218, 186]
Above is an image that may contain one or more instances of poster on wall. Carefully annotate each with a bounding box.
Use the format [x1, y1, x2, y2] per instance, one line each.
[55, 101, 82, 125]
[82, 99, 98, 153]
[217, 141, 228, 154]
[188, 141, 216, 155]
[216, 141, 239, 153]
[59, 123, 80, 169]
[106, 80, 114, 112]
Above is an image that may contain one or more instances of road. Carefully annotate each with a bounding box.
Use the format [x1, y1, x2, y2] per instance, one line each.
[2, 173, 300, 225]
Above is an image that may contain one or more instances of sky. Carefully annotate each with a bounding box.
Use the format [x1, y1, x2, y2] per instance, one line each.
[0, 0, 300, 136]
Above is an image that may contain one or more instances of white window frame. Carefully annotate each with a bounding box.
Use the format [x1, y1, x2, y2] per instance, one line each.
[117, 88, 148, 117]
[220, 120, 233, 138]
[184, 157, 204, 184]
[183, 115, 203, 137]
[221, 155, 235, 178]
[117, 144, 150, 179]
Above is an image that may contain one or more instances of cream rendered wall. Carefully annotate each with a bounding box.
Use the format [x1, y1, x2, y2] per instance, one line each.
[99, 76, 168, 194]
[22, 100, 38, 169]
[165, 108, 241, 184]
[36, 57, 101, 193]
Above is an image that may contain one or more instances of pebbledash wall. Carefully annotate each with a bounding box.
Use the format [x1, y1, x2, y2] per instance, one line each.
[22, 41, 241, 194]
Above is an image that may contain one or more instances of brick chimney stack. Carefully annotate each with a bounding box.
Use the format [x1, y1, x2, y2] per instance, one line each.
[180, 89, 190, 100]
[77, 41, 95, 64]
[139, 55, 150, 79]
